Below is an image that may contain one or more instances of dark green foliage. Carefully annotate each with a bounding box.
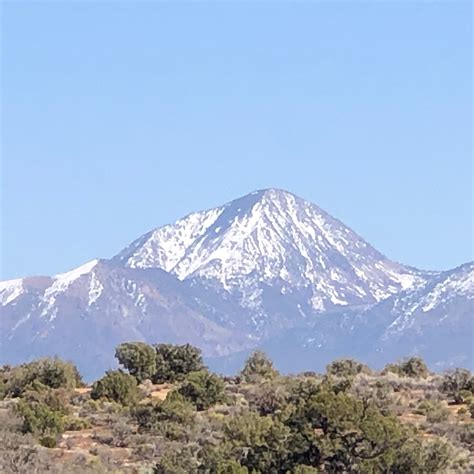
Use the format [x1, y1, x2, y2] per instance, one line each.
[383, 357, 429, 378]
[134, 392, 194, 440]
[39, 435, 57, 448]
[115, 342, 157, 383]
[0, 346, 468, 472]
[440, 368, 474, 404]
[90, 370, 140, 406]
[326, 358, 370, 378]
[205, 412, 291, 472]
[21, 387, 71, 416]
[153, 343, 205, 383]
[15, 399, 65, 438]
[154, 445, 199, 473]
[285, 384, 414, 471]
[177, 370, 225, 411]
[240, 350, 279, 383]
[390, 437, 452, 473]
[3, 358, 82, 397]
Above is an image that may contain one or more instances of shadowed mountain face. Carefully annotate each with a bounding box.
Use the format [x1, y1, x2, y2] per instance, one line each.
[1, 190, 471, 379]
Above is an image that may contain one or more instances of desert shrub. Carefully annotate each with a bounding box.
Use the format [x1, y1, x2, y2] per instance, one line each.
[421, 438, 453, 472]
[321, 375, 353, 394]
[246, 380, 290, 416]
[414, 400, 450, 423]
[440, 368, 474, 404]
[39, 435, 57, 448]
[240, 351, 279, 383]
[20, 387, 72, 417]
[383, 357, 429, 379]
[177, 370, 225, 411]
[286, 386, 418, 472]
[153, 343, 205, 383]
[350, 376, 397, 416]
[390, 437, 456, 473]
[0, 380, 6, 401]
[110, 420, 133, 447]
[154, 445, 199, 473]
[426, 406, 450, 424]
[5, 358, 83, 397]
[209, 412, 290, 472]
[326, 358, 370, 378]
[413, 400, 435, 415]
[134, 393, 194, 440]
[115, 342, 157, 383]
[90, 370, 140, 406]
[292, 466, 319, 473]
[15, 399, 65, 440]
[64, 416, 91, 431]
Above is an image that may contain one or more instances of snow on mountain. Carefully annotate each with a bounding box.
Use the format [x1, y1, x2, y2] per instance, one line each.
[40, 260, 99, 320]
[0, 278, 24, 306]
[223, 262, 474, 374]
[0, 261, 252, 380]
[117, 189, 426, 314]
[0, 189, 470, 378]
[382, 261, 474, 336]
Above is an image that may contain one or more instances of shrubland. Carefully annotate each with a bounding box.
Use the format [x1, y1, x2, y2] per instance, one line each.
[0, 345, 472, 473]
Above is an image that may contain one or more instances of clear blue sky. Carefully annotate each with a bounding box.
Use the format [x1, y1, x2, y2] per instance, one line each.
[1, 2, 472, 280]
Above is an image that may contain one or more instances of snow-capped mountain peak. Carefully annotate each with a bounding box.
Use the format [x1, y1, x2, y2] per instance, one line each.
[0, 189, 470, 378]
[116, 189, 426, 311]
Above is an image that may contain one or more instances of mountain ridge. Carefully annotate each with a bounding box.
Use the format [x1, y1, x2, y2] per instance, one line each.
[0, 189, 471, 379]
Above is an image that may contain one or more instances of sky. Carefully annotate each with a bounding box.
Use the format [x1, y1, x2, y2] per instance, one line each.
[1, 1, 472, 280]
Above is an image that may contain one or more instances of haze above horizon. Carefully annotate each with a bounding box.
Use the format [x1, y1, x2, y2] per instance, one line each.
[1, 2, 472, 280]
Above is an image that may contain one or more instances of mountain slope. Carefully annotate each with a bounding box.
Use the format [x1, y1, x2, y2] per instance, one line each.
[0, 260, 251, 380]
[117, 189, 427, 324]
[231, 262, 473, 374]
[1, 189, 468, 379]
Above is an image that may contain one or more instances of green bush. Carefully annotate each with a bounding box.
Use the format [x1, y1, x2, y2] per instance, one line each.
[15, 399, 65, 438]
[21, 387, 71, 416]
[391, 437, 455, 473]
[90, 370, 141, 406]
[177, 370, 225, 411]
[153, 343, 205, 383]
[154, 445, 198, 473]
[246, 380, 290, 416]
[4, 358, 83, 397]
[222, 412, 291, 472]
[383, 357, 429, 379]
[426, 406, 450, 424]
[326, 358, 370, 378]
[440, 368, 474, 404]
[240, 351, 279, 383]
[134, 393, 194, 440]
[64, 416, 91, 431]
[115, 342, 157, 383]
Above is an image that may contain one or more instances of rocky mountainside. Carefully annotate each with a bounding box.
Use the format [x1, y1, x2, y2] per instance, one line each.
[212, 261, 472, 375]
[116, 189, 428, 332]
[0, 189, 471, 379]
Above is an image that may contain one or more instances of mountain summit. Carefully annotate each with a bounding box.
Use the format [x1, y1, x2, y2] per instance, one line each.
[0, 189, 470, 379]
[117, 189, 425, 314]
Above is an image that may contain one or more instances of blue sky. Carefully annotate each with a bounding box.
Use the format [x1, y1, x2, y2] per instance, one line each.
[1, 2, 472, 280]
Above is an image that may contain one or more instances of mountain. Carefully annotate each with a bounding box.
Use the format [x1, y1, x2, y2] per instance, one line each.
[116, 189, 428, 334]
[0, 189, 470, 379]
[213, 261, 472, 374]
[0, 260, 254, 380]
